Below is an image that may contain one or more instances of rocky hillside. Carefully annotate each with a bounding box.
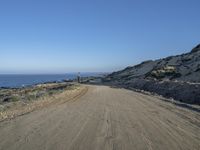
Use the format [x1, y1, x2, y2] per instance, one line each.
[106, 44, 200, 83]
[104, 44, 200, 104]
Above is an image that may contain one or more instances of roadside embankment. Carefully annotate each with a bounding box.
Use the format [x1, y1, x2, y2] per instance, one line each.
[103, 79, 200, 105]
[0, 82, 87, 121]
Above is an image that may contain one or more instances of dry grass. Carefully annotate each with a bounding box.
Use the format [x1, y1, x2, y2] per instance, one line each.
[0, 82, 87, 122]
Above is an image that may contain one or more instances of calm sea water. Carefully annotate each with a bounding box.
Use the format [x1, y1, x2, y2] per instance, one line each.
[0, 73, 101, 88]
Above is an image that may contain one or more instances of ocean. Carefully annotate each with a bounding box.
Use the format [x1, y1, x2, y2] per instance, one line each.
[0, 73, 101, 88]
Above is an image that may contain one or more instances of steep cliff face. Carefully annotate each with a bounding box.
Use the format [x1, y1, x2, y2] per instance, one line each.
[106, 44, 200, 83]
[104, 44, 200, 104]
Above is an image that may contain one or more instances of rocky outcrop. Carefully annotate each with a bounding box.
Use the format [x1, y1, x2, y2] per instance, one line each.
[191, 44, 200, 53]
[104, 44, 200, 105]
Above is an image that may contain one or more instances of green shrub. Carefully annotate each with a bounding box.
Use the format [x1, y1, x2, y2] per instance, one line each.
[9, 96, 20, 102]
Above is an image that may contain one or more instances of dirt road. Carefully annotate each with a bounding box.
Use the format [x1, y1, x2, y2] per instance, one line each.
[0, 85, 199, 150]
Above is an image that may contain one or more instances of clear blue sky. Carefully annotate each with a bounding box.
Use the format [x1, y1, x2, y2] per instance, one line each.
[0, 0, 199, 74]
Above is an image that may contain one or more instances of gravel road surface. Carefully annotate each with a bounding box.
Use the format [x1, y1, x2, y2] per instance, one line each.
[0, 85, 199, 150]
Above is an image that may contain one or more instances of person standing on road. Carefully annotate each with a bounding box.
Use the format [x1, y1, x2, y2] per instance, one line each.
[77, 72, 81, 83]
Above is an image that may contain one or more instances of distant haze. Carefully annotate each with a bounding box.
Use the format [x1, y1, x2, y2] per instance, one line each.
[0, 0, 200, 74]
